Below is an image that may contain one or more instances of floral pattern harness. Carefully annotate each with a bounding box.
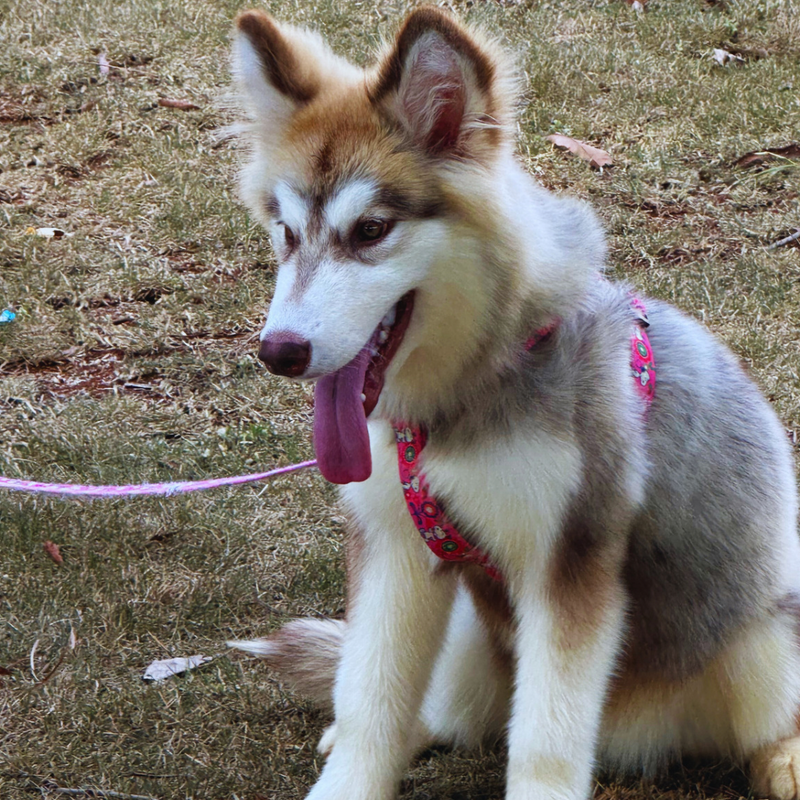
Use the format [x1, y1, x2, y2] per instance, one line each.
[394, 298, 656, 581]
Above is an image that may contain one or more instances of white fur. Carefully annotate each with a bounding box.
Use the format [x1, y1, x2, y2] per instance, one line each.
[324, 180, 378, 233]
[507, 590, 626, 800]
[231, 33, 296, 133]
[424, 428, 626, 800]
[600, 614, 800, 774]
[419, 582, 511, 748]
[273, 181, 310, 235]
[232, 22, 363, 227]
[261, 201, 450, 379]
[308, 419, 599, 800]
[305, 422, 456, 800]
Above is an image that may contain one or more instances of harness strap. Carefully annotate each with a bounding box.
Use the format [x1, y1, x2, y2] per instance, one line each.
[395, 298, 655, 581]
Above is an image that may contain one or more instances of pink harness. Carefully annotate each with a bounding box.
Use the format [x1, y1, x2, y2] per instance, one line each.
[394, 299, 656, 580]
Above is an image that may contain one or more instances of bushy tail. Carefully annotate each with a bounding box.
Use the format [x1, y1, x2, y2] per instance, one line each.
[228, 617, 345, 710]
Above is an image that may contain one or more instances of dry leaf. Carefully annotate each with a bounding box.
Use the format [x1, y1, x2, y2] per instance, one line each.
[158, 98, 200, 111]
[735, 143, 800, 168]
[26, 227, 74, 239]
[98, 53, 110, 76]
[713, 48, 744, 66]
[143, 655, 212, 682]
[69, 627, 77, 650]
[546, 134, 613, 169]
[43, 541, 63, 564]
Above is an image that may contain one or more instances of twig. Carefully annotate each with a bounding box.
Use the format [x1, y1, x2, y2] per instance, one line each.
[33, 649, 67, 687]
[40, 782, 159, 800]
[768, 228, 800, 250]
[29, 638, 40, 682]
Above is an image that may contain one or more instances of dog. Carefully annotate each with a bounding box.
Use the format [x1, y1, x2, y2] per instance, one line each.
[228, 7, 800, 800]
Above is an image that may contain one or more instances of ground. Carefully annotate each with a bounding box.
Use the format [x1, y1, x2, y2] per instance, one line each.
[0, 0, 799, 798]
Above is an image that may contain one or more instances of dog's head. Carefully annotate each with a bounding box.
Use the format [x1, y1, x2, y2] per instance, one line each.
[233, 8, 515, 482]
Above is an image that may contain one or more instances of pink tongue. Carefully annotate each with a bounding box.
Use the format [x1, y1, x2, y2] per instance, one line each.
[313, 345, 372, 484]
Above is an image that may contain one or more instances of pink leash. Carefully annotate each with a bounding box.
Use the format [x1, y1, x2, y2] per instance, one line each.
[0, 460, 319, 498]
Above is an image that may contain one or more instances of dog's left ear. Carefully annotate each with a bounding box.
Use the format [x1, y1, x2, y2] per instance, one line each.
[369, 8, 507, 158]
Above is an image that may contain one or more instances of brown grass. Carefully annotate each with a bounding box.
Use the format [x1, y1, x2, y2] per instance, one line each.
[1, 0, 798, 798]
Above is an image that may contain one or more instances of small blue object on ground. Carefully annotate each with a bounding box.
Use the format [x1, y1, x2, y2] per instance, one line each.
[0, 309, 16, 324]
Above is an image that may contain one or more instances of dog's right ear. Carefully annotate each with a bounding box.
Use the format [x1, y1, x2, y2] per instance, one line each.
[232, 10, 319, 128]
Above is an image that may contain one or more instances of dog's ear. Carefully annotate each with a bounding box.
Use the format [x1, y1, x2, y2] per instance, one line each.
[232, 10, 320, 127]
[370, 8, 506, 158]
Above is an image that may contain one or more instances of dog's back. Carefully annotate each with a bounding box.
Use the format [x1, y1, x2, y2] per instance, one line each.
[624, 298, 799, 678]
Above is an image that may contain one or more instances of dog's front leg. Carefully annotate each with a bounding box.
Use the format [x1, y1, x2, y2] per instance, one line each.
[505, 522, 627, 800]
[306, 522, 456, 800]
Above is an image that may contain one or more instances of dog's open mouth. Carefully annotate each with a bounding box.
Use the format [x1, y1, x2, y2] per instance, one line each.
[313, 291, 415, 484]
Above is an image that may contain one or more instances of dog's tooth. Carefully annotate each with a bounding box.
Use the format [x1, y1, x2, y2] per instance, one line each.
[360, 393, 366, 403]
[378, 330, 389, 344]
[381, 306, 396, 327]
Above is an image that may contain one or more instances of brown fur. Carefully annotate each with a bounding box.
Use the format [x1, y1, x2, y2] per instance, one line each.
[547, 513, 626, 653]
[248, 618, 345, 711]
[460, 564, 514, 658]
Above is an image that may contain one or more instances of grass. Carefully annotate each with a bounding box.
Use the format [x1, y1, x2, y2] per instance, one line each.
[0, 0, 798, 797]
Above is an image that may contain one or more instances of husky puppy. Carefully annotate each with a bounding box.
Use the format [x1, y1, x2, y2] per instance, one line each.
[229, 7, 800, 800]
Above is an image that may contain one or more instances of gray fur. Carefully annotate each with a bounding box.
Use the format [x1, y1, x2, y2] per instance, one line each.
[434, 275, 797, 682]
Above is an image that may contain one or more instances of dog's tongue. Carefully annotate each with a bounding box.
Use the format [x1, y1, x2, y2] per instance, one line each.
[313, 345, 372, 484]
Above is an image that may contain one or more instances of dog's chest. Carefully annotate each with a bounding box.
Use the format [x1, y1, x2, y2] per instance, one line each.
[342, 420, 583, 572]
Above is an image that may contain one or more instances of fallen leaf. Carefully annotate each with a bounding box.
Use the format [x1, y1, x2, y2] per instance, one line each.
[26, 227, 74, 239]
[43, 541, 63, 564]
[546, 134, 613, 169]
[98, 53, 110, 76]
[735, 143, 800, 168]
[713, 48, 744, 66]
[158, 98, 200, 111]
[143, 655, 212, 682]
[69, 627, 77, 650]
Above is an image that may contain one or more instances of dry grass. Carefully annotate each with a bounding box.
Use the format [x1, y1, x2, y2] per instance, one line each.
[1, 0, 798, 798]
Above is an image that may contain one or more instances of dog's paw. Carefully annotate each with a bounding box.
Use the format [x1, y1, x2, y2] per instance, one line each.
[317, 723, 337, 757]
[751, 738, 800, 800]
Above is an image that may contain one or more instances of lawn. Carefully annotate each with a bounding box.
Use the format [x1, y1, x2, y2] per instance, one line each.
[1, 0, 798, 798]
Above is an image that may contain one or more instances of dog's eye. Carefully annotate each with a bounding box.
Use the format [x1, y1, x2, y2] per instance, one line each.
[355, 218, 391, 244]
[281, 224, 296, 251]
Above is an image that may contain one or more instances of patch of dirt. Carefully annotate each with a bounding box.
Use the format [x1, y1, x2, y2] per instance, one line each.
[54, 151, 115, 181]
[0, 187, 29, 204]
[0, 327, 257, 401]
[45, 290, 172, 310]
[734, 143, 800, 169]
[0, 348, 144, 399]
[0, 87, 52, 125]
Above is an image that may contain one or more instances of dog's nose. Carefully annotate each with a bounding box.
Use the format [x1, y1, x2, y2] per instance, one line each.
[258, 333, 312, 378]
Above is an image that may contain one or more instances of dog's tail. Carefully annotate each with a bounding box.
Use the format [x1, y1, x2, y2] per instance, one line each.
[228, 618, 344, 710]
